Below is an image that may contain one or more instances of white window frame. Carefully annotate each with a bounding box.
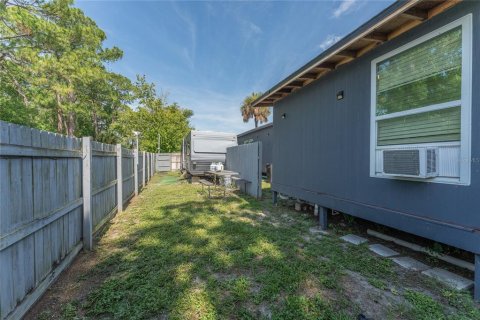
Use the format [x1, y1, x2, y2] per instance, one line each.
[370, 14, 472, 185]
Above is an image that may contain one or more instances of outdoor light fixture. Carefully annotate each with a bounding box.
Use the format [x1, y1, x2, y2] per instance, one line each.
[281, 113, 287, 119]
[336, 90, 344, 100]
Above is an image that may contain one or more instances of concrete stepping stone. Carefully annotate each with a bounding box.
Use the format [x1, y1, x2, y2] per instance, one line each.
[368, 244, 399, 257]
[340, 234, 368, 245]
[391, 256, 430, 272]
[422, 268, 474, 290]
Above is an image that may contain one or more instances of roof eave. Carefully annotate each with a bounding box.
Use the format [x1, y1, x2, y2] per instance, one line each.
[251, 0, 462, 108]
[237, 122, 273, 137]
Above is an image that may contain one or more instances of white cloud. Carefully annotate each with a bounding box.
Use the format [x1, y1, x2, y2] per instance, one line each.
[318, 34, 342, 51]
[172, 2, 197, 69]
[239, 18, 263, 40]
[333, 0, 358, 18]
[246, 20, 262, 35]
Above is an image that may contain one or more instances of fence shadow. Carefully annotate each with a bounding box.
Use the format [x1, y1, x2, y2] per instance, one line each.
[81, 180, 322, 319]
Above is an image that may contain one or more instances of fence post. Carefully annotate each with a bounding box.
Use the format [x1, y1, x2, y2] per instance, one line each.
[116, 144, 123, 213]
[142, 151, 146, 187]
[148, 153, 151, 179]
[82, 137, 93, 250]
[145, 152, 149, 184]
[134, 146, 139, 196]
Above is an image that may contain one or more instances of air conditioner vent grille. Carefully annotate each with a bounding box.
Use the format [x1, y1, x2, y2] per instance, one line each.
[381, 147, 439, 179]
[427, 149, 437, 174]
[383, 149, 420, 176]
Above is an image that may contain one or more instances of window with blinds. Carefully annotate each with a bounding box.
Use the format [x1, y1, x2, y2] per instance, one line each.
[377, 106, 461, 146]
[375, 26, 462, 145]
[370, 15, 472, 184]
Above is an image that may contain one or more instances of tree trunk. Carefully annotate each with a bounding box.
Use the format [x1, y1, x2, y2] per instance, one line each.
[57, 108, 64, 134]
[67, 112, 76, 136]
[93, 110, 99, 139]
[55, 92, 65, 134]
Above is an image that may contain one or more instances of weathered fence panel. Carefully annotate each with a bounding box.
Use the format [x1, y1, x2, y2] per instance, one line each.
[91, 142, 118, 234]
[122, 148, 135, 205]
[156, 153, 171, 172]
[226, 142, 262, 198]
[0, 121, 154, 320]
[171, 153, 181, 170]
[0, 121, 83, 320]
[156, 153, 180, 171]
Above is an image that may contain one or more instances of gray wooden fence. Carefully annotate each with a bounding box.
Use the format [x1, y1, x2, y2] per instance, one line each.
[121, 148, 135, 207]
[0, 121, 156, 320]
[226, 142, 262, 199]
[156, 153, 181, 172]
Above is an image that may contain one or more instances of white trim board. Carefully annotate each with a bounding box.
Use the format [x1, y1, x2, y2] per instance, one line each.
[375, 100, 461, 121]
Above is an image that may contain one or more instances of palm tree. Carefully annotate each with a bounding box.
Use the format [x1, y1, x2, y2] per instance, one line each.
[240, 92, 271, 128]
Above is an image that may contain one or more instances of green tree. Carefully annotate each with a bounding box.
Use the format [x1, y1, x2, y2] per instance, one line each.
[112, 75, 193, 152]
[1, 0, 192, 150]
[75, 71, 134, 142]
[0, 0, 45, 126]
[0, 0, 131, 137]
[240, 92, 271, 128]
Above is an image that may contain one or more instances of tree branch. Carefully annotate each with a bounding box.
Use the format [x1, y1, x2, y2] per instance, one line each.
[0, 33, 32, 41]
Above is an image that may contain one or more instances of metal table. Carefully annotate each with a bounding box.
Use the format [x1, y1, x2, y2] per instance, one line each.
[206, 170, 239, 196]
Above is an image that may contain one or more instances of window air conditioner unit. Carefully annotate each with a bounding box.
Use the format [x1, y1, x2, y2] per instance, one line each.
[382, 148, 439, 179]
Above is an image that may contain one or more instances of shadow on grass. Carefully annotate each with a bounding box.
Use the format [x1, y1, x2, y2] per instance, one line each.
[79, 175, 427, 320]
[78, 176, 355, 319]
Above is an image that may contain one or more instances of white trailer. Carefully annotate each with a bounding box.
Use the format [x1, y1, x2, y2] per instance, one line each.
[182, 130, 237, 176]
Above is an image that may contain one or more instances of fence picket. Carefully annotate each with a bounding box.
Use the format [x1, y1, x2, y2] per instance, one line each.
[143, 151, 146, 187]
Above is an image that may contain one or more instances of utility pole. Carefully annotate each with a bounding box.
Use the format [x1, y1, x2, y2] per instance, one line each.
[158, 133, 161, 153]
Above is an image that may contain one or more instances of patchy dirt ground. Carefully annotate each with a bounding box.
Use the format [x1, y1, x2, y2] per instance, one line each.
[26, 251, 101, 320]
[26, 173, 480, 320]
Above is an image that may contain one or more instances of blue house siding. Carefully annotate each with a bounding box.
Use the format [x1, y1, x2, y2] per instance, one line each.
[272, 0, 480, 256]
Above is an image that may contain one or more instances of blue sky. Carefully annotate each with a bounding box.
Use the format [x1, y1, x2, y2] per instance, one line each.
[77, 0, 395, 134]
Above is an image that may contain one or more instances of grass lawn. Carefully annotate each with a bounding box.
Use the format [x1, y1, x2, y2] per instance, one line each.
[30, 173, 480, 320]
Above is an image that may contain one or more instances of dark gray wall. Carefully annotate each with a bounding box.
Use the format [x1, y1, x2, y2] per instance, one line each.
[272, 1, 480, 254]
[238, 124, 273, 174]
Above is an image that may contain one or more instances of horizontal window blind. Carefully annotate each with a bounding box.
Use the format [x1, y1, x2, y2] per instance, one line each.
[377, 106, 461, 146]
[376, 27, 462, 116]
